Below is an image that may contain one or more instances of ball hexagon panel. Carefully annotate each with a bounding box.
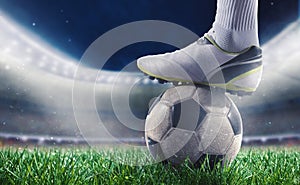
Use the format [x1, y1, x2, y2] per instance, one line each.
[204, 118, 235, 155]
[145, 102, 172, 141]
[166, 132, 202, 165]
[148, 92, 164, 113]
[160, 128, 196, 162]
[227, 98, 243, 135]
[224, 134, 242, 162]
[145, 137, 165, 162]
[192, 87, 230, 115]
[171, 98, 207, 131]
[161, 85, 196, 105]
[196, 115, 224, 151]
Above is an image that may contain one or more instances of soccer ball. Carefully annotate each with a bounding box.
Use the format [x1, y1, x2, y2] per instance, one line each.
[145, 85, 243, 167]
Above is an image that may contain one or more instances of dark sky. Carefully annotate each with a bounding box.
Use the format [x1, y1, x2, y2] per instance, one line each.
[0, 0, 298, 70]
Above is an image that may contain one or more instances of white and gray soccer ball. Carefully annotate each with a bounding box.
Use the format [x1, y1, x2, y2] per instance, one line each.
[145, 85, 243, 167]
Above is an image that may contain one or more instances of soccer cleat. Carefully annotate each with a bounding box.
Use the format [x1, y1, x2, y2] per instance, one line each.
[137, 34, 263, 96]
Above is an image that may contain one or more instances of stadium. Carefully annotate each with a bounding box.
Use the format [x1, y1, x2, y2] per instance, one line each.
[0, 1, 299, 184]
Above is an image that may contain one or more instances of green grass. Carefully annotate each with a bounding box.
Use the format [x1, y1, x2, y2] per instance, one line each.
[0, 147, 299, 185]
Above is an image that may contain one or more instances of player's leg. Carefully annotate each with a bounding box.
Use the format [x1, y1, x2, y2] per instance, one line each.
[137, 0, 262, 96]
[212, 0, 259, 52]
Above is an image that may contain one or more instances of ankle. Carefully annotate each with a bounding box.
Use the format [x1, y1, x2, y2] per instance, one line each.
[212, 0, 259, 52]
[210, 23, 259, 52]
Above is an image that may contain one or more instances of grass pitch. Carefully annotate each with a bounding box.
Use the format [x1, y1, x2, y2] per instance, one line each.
[0, 147, 299, 185]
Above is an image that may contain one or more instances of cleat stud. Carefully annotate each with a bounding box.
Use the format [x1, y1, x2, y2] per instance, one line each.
[149, 76, 155, 80]
[158, 79, 165, 84]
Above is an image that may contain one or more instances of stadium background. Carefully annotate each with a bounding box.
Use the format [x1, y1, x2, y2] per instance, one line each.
[0, 0, 299, 146]
[0, 0, 298, 69]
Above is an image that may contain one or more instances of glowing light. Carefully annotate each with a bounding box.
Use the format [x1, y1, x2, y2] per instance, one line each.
[142, 78, 150, 85]
[38, 62, 46, 68]
[26, 47, 32, 53]
[12, 40, 19, 46]
[51, 66, 57, 72]
[0, 12, 142, 86]
[4, 65, 10, 70]
[125, 77, 131, 84]
[0, 13, 80, 78]
[107, 76, 115, 83]
[4, 47, 11, 53]
[63, 70, 69, 76]
[25, 57, 32, 62]
[42, 55, 48, 60]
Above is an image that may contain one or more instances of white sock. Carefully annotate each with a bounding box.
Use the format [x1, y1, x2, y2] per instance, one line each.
[210, 0, 259, 52]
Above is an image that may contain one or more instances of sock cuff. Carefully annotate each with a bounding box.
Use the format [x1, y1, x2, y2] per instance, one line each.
[215, 0, 258, 31]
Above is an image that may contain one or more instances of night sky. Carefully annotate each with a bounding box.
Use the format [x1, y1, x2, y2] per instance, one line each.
[0, 0, 298, 70]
